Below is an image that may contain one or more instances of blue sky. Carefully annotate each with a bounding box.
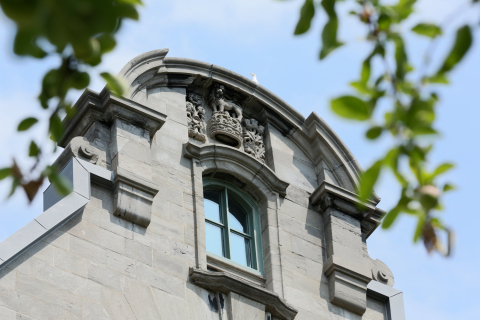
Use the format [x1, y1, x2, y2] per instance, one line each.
[0, 1, 479, 319]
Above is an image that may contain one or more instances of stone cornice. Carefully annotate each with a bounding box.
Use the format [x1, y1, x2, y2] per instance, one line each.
[183, 142, 289, 197]
[189, 268, 297, 320]
[310, 181, 384, 238]
[59, 87, 167, 148]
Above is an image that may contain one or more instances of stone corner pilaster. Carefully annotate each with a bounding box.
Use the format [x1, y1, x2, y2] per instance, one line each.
[310, 181, 379, 315]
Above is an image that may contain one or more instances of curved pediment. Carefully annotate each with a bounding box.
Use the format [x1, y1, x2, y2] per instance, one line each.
[183, 142, 289, 197]
[117, 49, 379, 203]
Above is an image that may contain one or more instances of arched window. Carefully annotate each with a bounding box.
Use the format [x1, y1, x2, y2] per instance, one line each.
[203, 179, 263, 274]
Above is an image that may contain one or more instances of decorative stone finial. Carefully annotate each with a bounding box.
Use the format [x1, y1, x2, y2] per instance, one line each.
[186, 92, 207, 142]
[243, 118, 265, 163]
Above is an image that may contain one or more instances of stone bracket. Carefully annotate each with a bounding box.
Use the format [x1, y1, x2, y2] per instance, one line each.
[112, 167, 159, 228]
[189, 268, 297, 320]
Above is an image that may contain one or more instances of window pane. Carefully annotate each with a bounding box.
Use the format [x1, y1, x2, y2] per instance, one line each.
[230, 232, 251, 267]
[228, 196, 248, 233]
[206, 223, 224, 257]
[204, 190, 221, 223]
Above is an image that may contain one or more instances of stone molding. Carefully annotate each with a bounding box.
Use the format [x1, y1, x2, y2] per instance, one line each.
[53, 137, 103, 174]
[183, 142, 289, 197]
[189, 268, 297, 320]
[59, 87, 167, 148]
[112, 167, 160, 228]
[310, 181, 382, 237]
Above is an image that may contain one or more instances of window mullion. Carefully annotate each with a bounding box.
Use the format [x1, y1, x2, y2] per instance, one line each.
[222, 187, 231, 259]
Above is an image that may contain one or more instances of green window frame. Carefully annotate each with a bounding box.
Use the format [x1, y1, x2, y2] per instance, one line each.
[203, 179, 264, 275]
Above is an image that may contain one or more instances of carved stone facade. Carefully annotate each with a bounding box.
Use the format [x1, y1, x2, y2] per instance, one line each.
[243, 118, 265, 163]
[186, 92, 207, 142]
[0, 50, 405, 320]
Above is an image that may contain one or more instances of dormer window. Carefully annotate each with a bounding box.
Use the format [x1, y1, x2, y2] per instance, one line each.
[203, 180, 262, 273]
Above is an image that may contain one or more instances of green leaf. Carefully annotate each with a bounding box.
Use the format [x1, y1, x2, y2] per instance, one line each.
[358, 160, 383, 202]
[17, 117, 38, 131]
[48, 172, 72, 196]
[382, 207, 401, 229]
[294, 0, 315, 35]
[443, 183, 456, 192]
[412, 23, 442, 38]
[7, 179, 20, 198]
[422, 74, 449, 84]
[49, 114, 63, 142]
[331, 95, 372, 121]
[432, 163, 454, 177]
[97, 34, 117, 53]
[29, 141, 40, 157]
[413, 215, 425, 243]
[0, 168, 12, 181]
[100, 72, 126, 95]
[118, 0, 143, 4]
[366, 126, 383, 140]
[70, 71, 90, 90]
[319, 0, 343, 60]
[437, 25, 473, 75]
[391, 34, 408, 80]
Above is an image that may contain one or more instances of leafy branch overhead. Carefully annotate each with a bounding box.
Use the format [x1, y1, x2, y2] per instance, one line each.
[293, 0, 478, 256]
[0, 0, 140, 200]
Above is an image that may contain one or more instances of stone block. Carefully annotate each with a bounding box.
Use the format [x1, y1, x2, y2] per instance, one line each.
[0, 269, 16, 290]
[155, 181, 184, 208]
[67, 220, 126, 255]
[151, 146, 191, 175]
[135, 262, 185, 298]
[152, 196, 171, 220]
[169, 203, 194, 229]
[166, 103, 188, 126]
[0, 286, 80, 320]
[106, 250, 137, 278]
[82, 205, 134, 240]
[364, 296, 387, 320]
[118, 140, 152, 165]
[35, 260, 85, 293]
[16, 272, 82, 316]
[284, 286, 312, 313]
[42, 229, 70, 251]
[185, 282, 220, 320]
[149, 216, 184, 241]
[133, 225, 171, 255]
[121, 276, 163, 319]
[111, 118, 150, 147]
[54, 248, 87, 277]
[0, 306, 15, 320]
[152, 250, 189, 280]
[153, 288, 192, 319]
[156, 119, 188, 142]
[125, 239, 152, 266]
[101, 286, 137, 320]
[170, 240, 195, 265]
[82, 298, 109, 320]
[279, 214, 323, 247]
[155, 133, 184, 156]
[70, 236, 107, 265]
[88, 261, 122, 292]
[291, 236, 323, 263]
[74, 279, 103, 302]
[227, 292, 265, 320]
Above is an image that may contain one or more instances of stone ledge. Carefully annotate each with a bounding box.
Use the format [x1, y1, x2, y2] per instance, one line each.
[59, 87, 167, 148]
[183, 142, 289, 197]
[310, 181, 384, 238]
[207, 253, 266, 287]
[189, 268, 297, 320]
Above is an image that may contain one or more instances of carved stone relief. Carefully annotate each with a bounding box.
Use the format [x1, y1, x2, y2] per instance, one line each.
[243, 118, 265, 163]
[186, 92, 207, 142]
[207, 84, 243, 148]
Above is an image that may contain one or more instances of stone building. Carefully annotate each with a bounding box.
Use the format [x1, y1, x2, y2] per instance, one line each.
[0, 49, 405, 320]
